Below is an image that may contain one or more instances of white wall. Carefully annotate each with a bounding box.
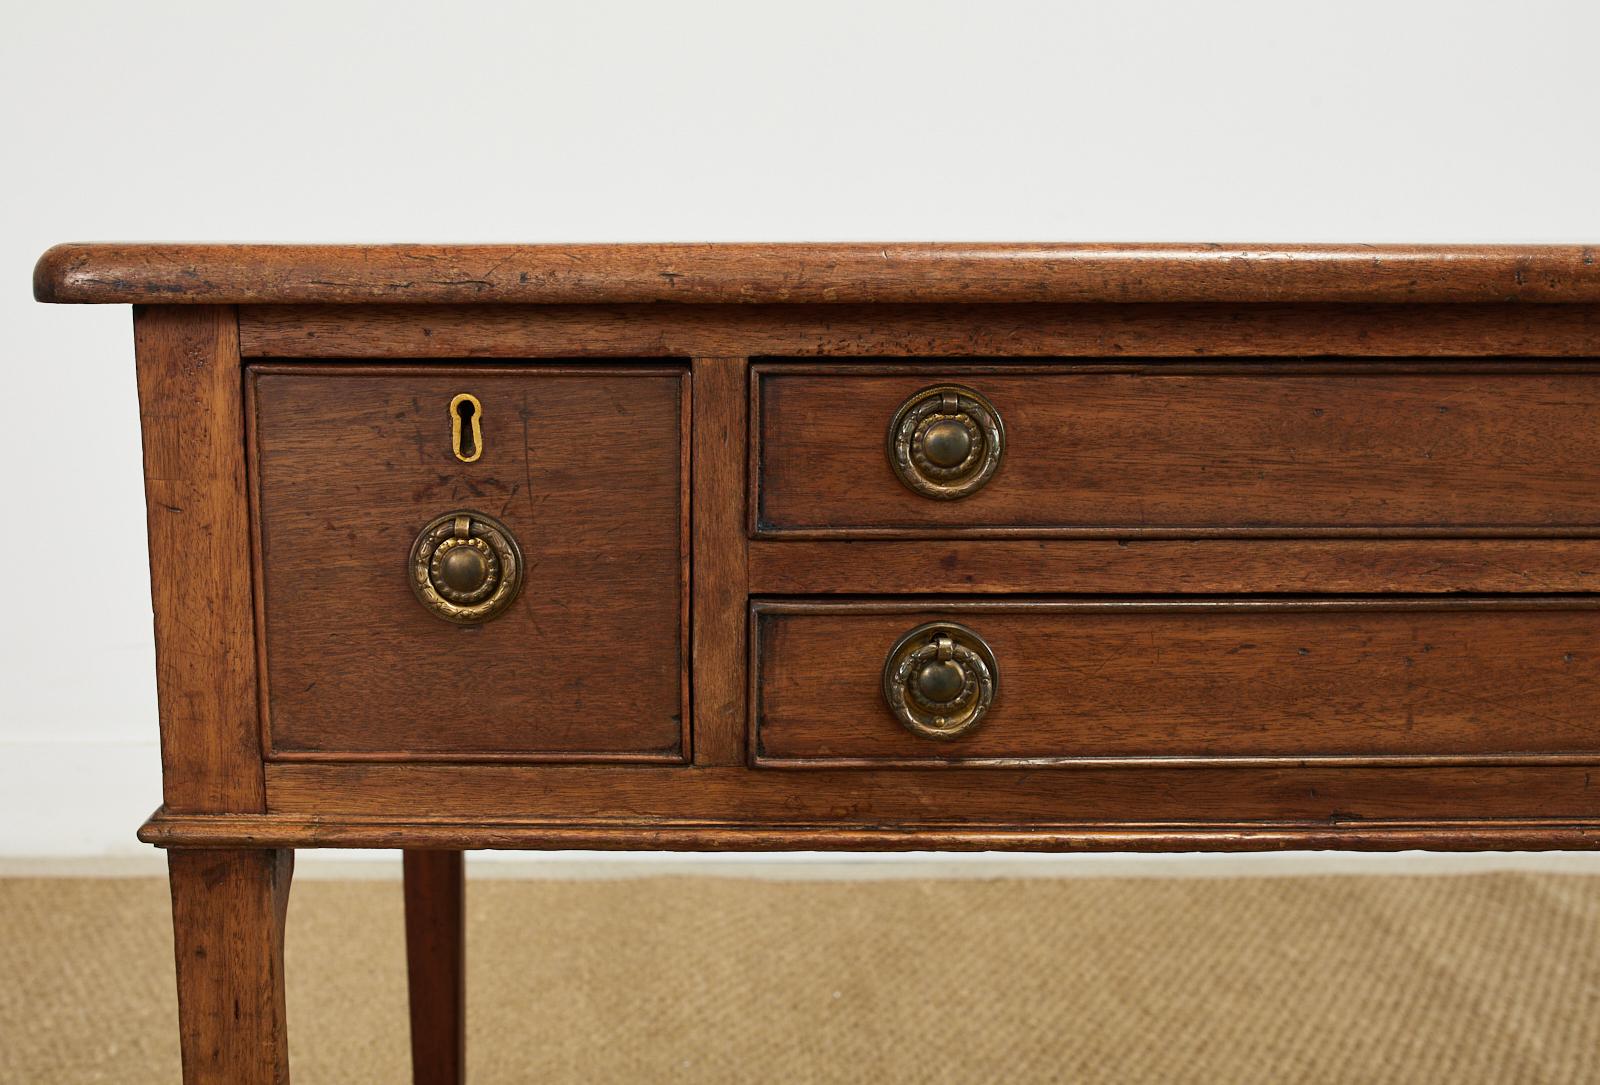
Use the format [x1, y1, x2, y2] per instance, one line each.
[4, 0, 1599, 862]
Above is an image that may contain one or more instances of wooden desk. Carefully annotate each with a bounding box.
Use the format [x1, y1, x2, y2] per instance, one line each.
[35, 242, 1600, 1083]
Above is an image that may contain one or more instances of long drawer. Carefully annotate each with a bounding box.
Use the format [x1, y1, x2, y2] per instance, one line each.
[751, 599, 1600, 767]
[752, 363, 1600, 537]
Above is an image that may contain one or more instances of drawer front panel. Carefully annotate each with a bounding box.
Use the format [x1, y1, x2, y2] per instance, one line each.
[754, 364, 1600, 537]
[753, 600, 1600, 767]
[251, 365, 688, 760]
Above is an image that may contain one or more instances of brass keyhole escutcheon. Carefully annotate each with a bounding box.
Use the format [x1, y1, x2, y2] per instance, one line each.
[450, 393, 483, 463]
[408, 510, 523, 624]
[887, 384, 1005, 500]
[881, 621, 1000, 740]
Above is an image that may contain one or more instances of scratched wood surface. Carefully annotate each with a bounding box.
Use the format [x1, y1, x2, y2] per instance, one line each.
[133, 306, 267, 813]
[402, 851, 464, 1085]
[235, 302, 1600, 359]
[745, 538, 1600, 594]
[249, 365, 689, 760]
[755, 364, 1600, 537]
[167, 848, 293, 1084]
[35, 242, 1600, 305]
[139, 810, 1600, 852]
[689, 357, 750, 766]
[56, 244, 1600, 857]
[753, 600, 1600, 766]
[255, 760, 1600, 829]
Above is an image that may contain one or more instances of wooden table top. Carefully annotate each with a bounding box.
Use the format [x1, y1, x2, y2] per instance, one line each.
[34, 242, 1600, 306]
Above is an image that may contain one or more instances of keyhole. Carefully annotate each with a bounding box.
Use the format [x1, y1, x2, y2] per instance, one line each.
[456, 400, 477, 457]
[450, 393, 483, 463]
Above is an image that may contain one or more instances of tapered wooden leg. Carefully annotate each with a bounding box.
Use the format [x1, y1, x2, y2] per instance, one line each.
[404, 849, 466, 1085]
[167, 848, 294, 1085]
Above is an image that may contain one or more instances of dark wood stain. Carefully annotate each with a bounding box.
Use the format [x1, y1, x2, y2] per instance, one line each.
[134, 306, 267, 813]
[38, 242, 1600, 306]
[402, 850, 464, 1084]
[249, 365, 689, 760]
[689, 357, 750, 766]
[756, 364, 1600, 537]
[167, 848, 293, 1082]
[747, 538, 1600, 595]
[141, 813, 1600, 854]
[255, 760, 1600, 827]
[753, 599, 1600, 766]
[237, 302, 1600, 359]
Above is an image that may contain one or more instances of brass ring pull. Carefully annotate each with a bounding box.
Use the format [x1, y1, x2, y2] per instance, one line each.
[408, 510, 524, 624]
[882, 621, 999, 740]
[887, 384, 1005, 499]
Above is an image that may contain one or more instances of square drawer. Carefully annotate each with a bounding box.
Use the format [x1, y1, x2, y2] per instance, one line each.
[752, 363, 1600, 538]
[250, 364, 689, 761]
[752, 599, 1600, 767]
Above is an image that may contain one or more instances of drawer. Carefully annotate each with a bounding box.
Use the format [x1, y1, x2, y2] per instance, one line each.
[752, 363, 1600, 537]
[250, 365, 689, 760]
[752, 599, 1600, 767]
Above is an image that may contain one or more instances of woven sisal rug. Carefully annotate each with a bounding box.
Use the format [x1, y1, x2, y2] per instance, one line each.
[2, 872, 1597, 1083]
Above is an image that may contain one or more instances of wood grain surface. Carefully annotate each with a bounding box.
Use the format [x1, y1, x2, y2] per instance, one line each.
[35, 243, 1600, 305]
[756, 364, 1600, 537]
[402, 851, 464, 1085]
[689, 357, 749, 765]
[237, 302, 1600, 359]
[167, 848, 293, 1083]
[79, 253, 1600, 856]
[746, 538, 1600, 595]
[134, 306, 266, 812]
[753, 599, 1600, 766]
[140, 810, 1600, 852]
[253, 759, 1600, 827]
[249, 365, 689, 760]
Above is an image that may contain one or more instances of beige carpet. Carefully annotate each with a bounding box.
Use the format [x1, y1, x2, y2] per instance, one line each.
[3, 872, 1599, 1083]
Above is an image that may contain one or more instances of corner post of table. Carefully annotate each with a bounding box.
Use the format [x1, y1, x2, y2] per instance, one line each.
[133, 304, 290, 1082]
[132, 304, 265, 814]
